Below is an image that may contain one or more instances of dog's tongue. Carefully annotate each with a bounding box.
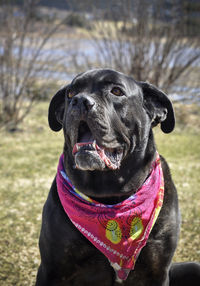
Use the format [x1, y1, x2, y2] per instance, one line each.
[72, 141, 119, 170]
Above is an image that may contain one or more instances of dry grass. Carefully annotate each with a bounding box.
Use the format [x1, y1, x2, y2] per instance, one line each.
[0, 102, 199, 285]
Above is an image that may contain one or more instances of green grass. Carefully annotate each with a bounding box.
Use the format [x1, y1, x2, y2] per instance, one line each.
[0, 102, 200, 285]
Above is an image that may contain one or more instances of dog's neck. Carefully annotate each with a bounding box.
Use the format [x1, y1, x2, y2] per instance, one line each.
[63, 131, 156, 205]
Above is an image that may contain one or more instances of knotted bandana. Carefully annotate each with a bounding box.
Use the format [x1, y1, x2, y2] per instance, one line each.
[56, 153, 164, 281]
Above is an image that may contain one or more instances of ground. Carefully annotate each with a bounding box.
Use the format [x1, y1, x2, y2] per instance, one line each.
[0, 102, 199, 286]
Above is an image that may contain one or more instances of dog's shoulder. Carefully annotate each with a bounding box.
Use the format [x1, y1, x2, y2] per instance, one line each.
[40, 178, 76, 243]
[160, 154, 178, 204]
[135, 155, 180, 281]
[150, 154, 180, 242]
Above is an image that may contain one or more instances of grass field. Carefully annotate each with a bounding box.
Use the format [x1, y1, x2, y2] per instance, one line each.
[0, 102, 200, 286]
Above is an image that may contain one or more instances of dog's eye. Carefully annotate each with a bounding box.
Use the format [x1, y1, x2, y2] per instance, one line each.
[111, 87, 124, 97]
[67, 90, 76, 98]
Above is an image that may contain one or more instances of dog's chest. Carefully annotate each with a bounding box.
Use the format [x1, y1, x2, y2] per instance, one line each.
[65, 238, 115, 285]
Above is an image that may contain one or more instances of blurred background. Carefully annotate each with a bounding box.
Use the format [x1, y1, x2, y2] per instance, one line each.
[0, 1, 199, 285]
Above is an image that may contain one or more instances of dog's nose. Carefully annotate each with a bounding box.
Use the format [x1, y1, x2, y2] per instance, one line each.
[71, 95, 95, 113]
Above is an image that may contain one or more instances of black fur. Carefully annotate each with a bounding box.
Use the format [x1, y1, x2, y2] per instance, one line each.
[36, 69, 199, 286]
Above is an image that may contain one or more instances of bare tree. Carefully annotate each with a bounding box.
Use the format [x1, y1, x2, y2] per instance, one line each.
[0, 0, 68, 131]
[72, 0, 200, 101]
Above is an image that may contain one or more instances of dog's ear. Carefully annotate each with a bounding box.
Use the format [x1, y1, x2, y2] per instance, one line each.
[48, 86, 67, 131]
[140, 82, 175, 133]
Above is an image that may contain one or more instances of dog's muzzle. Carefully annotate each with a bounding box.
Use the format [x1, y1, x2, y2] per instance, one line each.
[68, 94, 124, 171]
[72, 121, 123, 171]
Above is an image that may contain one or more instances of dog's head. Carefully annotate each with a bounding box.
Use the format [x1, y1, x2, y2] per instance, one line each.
[48, 69, 175, 173]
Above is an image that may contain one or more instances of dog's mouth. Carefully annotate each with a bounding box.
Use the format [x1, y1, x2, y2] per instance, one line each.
[72, 121, 123, 170]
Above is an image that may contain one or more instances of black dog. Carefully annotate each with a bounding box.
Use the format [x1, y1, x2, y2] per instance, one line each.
[36, 69, 199, 286]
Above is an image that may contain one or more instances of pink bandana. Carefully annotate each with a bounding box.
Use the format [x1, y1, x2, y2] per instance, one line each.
[56, 153, 164, 281]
